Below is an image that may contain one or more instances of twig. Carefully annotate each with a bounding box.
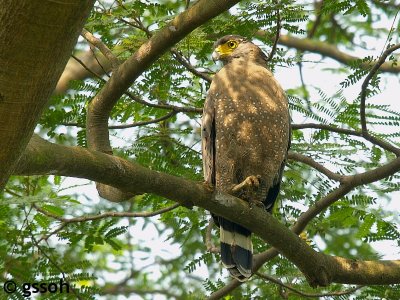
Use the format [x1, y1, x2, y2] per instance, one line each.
[35, 203, 180, 223]
[266, 5, 281, 62]
[109, 111, 178, 129]
[360, 43, 400, 133]
[68, 55, 202, 114]
[256, 32, 400, 74]
[292, 123, 400, 156]
[36, 203, 180, 243]
[171, 48, 212, 82]
[307, 1, 323, 39]
[256, 272, 364, 298]
[71, 54, 104, 79]
[292, 123, 361, 136]
[27, 220, 83, 299]
[205, 218, 219, 253]
[120, 16, 212, 82]
[37, 222, 69, 243]
[288, 151, 343, 182]
[81, 29, 120, 69]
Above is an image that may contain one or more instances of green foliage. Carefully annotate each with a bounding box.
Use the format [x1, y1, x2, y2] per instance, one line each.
[2, 0, 400, 299]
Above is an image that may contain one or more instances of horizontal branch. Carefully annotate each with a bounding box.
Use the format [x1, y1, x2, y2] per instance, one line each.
[292, 123, 400, 156]
[35, 203, 180, 223]
[14, 135, 400, 287]
[255, 272, 364, 298]
[292, 123, 361, 136]
[257, 33, 400, 74]
[62, 111, 179, 129]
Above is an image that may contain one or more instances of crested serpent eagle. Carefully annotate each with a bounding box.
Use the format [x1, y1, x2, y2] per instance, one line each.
[201, 35, 291, 281]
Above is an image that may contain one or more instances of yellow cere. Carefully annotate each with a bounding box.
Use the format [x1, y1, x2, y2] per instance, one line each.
[216, 40, 239, 56]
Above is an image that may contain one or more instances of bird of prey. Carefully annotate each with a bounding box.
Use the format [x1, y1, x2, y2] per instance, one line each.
[201, 35, 290, 281]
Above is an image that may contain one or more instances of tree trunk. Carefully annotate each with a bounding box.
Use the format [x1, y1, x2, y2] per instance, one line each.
[0, 0, 95, 189]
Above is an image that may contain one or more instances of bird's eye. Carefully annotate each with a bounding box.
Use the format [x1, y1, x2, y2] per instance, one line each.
[227, 40, 238, 49]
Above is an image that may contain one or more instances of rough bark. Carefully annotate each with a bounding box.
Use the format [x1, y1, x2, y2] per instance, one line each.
[0, 0, 95, 189]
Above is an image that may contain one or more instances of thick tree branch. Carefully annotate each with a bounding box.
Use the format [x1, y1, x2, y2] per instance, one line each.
[208, 154, 400, 298]
[13, 135, 400, 287]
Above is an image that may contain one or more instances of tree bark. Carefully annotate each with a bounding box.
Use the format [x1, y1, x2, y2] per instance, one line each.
[0, 0, 95, 189]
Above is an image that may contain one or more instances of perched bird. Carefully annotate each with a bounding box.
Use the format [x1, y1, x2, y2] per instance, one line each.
[202, 35, 290, 281]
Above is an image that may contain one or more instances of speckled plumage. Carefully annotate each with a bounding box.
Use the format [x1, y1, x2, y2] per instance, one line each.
[202, 35, 290, 280]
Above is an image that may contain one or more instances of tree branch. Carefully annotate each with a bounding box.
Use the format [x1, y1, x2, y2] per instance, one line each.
[292, 123, 400, 156]
[208, 154, 400, 298]
[256, 272, 364, 298]
[360, 43, 400, 133]
[171, 48, 212, 82]
[55, 51, 111, 94]
[35, 203, 180, 223]
[205, 218, 219, 253]
[62, 111, 179, 129]
[256, 32, 400, 74]
[288, 151, 343, 182]
[266, 5, 281, 62]
[13, 135, 400, 288]
[81, 28, 120, 69]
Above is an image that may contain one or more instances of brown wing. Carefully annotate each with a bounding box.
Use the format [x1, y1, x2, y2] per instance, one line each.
[201, 94, 215, 186]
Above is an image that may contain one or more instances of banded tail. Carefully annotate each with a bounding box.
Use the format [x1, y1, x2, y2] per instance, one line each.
[219, 218, 252, 281]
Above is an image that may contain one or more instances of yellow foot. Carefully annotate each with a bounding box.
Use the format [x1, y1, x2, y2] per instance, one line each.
[231, 175, 261, 194]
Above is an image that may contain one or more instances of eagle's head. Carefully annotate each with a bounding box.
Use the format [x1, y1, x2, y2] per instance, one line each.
[212, 35, 266, 65]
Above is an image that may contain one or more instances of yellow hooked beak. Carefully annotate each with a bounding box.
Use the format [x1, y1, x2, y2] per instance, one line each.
[212, 44, 235, 62]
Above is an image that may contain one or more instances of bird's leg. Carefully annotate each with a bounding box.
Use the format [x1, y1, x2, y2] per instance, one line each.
[230, 175, 261, 195]
[230, 175, 265, 209]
